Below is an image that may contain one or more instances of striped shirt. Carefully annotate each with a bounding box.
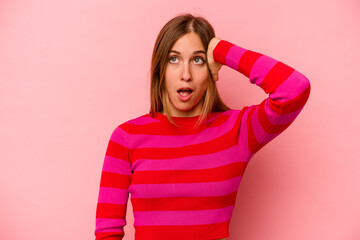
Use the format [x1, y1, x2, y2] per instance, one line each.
[95, 40, 311, 240]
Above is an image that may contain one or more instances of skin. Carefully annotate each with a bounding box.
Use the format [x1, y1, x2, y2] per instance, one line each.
[162, 32, 223, 117]
[206, 37, 222, 81]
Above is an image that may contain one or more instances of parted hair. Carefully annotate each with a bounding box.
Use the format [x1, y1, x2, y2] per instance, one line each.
[149, 13, 230, 127]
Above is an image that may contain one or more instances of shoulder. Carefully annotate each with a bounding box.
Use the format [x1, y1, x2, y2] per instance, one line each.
[218, 109, 242, 118]
[107, 113, 157, 142]
[115, 113, 160, 132]
[214, 109, 247, 127]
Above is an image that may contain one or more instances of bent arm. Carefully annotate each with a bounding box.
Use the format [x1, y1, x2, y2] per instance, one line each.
[213, 40, 311, 159]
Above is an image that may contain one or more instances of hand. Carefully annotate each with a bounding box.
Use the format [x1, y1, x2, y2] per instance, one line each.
[207, 37, 223, 81]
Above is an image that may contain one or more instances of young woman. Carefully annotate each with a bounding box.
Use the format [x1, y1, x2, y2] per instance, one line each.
[95, 14, 311, 240]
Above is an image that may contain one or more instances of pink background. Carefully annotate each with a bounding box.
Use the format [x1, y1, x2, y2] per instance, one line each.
[1, 0, 359, 239]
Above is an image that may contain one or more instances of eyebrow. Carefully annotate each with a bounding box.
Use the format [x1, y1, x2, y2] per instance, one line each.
[170, 50, 206, 55]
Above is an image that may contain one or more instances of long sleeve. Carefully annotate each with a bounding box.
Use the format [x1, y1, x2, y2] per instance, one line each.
[213, 40, 311, 158]
[95, 125, 132, 240]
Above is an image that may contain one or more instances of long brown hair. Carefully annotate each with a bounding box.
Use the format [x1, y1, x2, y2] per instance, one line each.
[149, 13, 230, 128]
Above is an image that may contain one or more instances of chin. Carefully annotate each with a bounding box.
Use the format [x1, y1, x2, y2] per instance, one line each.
[175, 104, 196, 112]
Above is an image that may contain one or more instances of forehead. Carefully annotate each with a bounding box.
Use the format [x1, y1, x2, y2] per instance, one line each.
[171, 32, 205, 52]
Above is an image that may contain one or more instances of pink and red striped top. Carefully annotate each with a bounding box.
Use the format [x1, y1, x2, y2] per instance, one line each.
[95, 40, 311, 240]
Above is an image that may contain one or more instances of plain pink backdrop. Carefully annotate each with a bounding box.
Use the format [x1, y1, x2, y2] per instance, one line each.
[1, 0, 359, 239]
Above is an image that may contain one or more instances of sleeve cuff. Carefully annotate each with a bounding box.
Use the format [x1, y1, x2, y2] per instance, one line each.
[213, 40, 235, 65]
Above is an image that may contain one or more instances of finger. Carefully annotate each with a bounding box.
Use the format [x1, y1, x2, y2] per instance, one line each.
[212, 72, 219, 81]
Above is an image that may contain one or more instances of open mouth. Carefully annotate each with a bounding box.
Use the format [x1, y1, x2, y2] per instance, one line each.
[177, 89, 193, 96]
[177, 88, 193, 101]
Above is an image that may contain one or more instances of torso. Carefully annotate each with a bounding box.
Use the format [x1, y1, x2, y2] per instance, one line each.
[126, 112, 237, 240]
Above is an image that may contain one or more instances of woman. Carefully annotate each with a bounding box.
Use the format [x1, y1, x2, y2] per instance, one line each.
[95, 14, 311, 240]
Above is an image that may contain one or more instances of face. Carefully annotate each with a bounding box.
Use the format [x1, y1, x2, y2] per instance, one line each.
[163, 31, 209, 117]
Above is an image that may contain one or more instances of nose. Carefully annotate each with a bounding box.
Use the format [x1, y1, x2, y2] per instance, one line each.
[181, 62, 191, 81]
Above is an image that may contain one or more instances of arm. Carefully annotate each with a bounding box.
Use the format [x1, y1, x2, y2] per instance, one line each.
[210, 39, 311, 158]
[95, 125, 132, 239]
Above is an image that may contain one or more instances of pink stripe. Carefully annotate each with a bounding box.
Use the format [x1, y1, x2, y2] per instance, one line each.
[102, 156, 131, 175]
[126, 115, 160, 125]
[129, 177, 241, 198]
[98, 187, 129, 204]
[270, 70, 310, 102]
[126, 111, 239, 149]
[96, 229, 123, 233]
[225, 45, 247, 70]
[237, 107, 253, 160]
[95, 218, 125, 232]
[110, 127, 128, 148]
[249, 55, 278, 85]
[275, 107, 303, 124]
[131, 145, 246, 171]
[133, 205, 233, 226]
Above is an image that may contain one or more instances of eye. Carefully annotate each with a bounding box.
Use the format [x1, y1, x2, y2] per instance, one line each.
[169, 56, 179, 63]
[193, 56, 205, 64]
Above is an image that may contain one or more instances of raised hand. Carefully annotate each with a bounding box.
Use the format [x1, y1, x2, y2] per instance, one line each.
[206, 37, 223, 81]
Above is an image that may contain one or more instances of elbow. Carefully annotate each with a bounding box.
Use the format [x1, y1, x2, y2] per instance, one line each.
[302, 75, 311, 100]
[296, 71, 311, 101]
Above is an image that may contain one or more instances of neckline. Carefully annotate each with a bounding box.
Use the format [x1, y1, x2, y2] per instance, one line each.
[152, 112, 219, 128]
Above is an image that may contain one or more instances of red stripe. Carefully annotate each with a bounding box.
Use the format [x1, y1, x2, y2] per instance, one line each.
[100, 171, 130, 189]
[96, 202, 127, 219]
[131, 161, 247, 184]
[213, 40, 234, 65]
[123, 113, 230, 135]
[95, 232, 124, 240]
[238, 50, 263, 77]
[131, 124, 239, 161]
[132, 191, 237, 211]
[134, 220, 230, 240]
[106, 140, 129, 160]
[260, 61, 294, 94]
